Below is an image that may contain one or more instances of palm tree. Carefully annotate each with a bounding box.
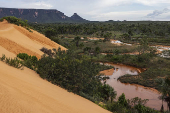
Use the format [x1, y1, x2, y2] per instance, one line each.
[94, 47, 101, 56]
[156, 77, 170, 111]
[165, 77, 170, 111]
[100, 84, 117, 102]
[74, 36, 81, 47]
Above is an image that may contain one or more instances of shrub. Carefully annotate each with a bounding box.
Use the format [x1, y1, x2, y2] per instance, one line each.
[118, 93, 128, 107]
[40, 47, 54, 56]
[0, 54, 23, 69]
[17, 53, 38, 70]
[0, 16, 31, 32]
[17, 53, 31, 60]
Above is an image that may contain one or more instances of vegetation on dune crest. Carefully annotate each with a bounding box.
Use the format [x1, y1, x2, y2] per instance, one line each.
[0, 54, 23, 69]
[17, 53, 38, 70]
[0, 16, 32, 32]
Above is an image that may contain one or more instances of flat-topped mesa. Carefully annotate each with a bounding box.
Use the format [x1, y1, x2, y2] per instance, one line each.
[0, 7, 88, 23]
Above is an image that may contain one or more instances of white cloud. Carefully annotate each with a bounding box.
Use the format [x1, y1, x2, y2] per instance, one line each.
[96, 0, 133, 8]
[31, 1, 53, 9]
[0, 0, 53, 9]
[146, 8, 170, 18]
[135, 0, 170, 6]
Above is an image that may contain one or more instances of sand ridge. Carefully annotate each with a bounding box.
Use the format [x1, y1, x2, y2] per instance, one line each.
[0, 36, 41, 59]
[14, 26, 67, 50]
[0, 20, 67, 59]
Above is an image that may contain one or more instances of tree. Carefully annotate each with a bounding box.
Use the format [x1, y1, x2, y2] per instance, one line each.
[137, 38, 150, 55]
[45, 29, 56, 38]
[94, 47, 101, 56]
[104, 32, 112, 41]
[99, 84, 117, 102]
[128, 29, 133, 36]
[74, 36, 81, 47]
[118, 93, 128, 107]
[156, 77, 170, 111]
[84, 47, 91, 54]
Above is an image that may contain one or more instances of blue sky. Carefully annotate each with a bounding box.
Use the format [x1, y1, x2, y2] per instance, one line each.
[0, 0, 170, 21]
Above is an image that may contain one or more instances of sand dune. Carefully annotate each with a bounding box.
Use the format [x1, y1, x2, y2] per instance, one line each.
[0, 20, 67, 59]
[0, 20, 110, 113]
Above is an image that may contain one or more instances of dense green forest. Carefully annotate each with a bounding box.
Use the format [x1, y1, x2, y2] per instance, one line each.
[30, 21, 170, 45]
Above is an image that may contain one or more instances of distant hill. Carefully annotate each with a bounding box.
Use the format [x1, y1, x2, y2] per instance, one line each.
[0, 7, 88, 23]
[70, 13, 87, 21]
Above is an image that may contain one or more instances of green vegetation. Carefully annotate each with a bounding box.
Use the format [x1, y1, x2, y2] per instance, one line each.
[102, 93, 159, 113]
[0, 54, 23, 69]
[17, 53, 38, 70]
[117, 56, 170, 88]
[0, 16, 32, 32]
[30, 21, 170, 45]
[156, 77, 170, 112]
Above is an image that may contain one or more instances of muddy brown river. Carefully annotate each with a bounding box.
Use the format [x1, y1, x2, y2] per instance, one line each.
[102, 63, 167, 111]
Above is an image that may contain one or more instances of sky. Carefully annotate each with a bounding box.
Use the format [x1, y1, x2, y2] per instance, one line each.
[0, 0, 170, 21]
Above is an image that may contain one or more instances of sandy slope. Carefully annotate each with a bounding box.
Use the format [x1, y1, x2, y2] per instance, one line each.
[0, 62, 110, 113]
[0, 20, 67, 59]
[0, 20, 110, 113]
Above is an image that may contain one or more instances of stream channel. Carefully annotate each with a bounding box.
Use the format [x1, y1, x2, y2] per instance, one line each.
[102, 63, 167, 110]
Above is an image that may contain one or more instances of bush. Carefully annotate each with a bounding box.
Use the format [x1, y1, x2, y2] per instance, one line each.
[40, 47, 54, 56]
[44, 29, 56, 38]
[17, 53, 38, 70]
[17, 53, 31, 60]
[0, 16, 31, 32]
[0, 54, 23, 69]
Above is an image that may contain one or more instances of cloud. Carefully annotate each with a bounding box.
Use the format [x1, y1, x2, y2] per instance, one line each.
[89, 10, 151, 21]
[1, 0, 170, 21]
[135, 0, 170, 6]
[96, 0, 132, 8]
[146, 8, 170, 18]
[30, 1, 53, 9]
[0, 0, 53, 9]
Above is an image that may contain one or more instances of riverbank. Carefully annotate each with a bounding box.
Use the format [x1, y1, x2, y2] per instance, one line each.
[100, 63, 167, 110]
